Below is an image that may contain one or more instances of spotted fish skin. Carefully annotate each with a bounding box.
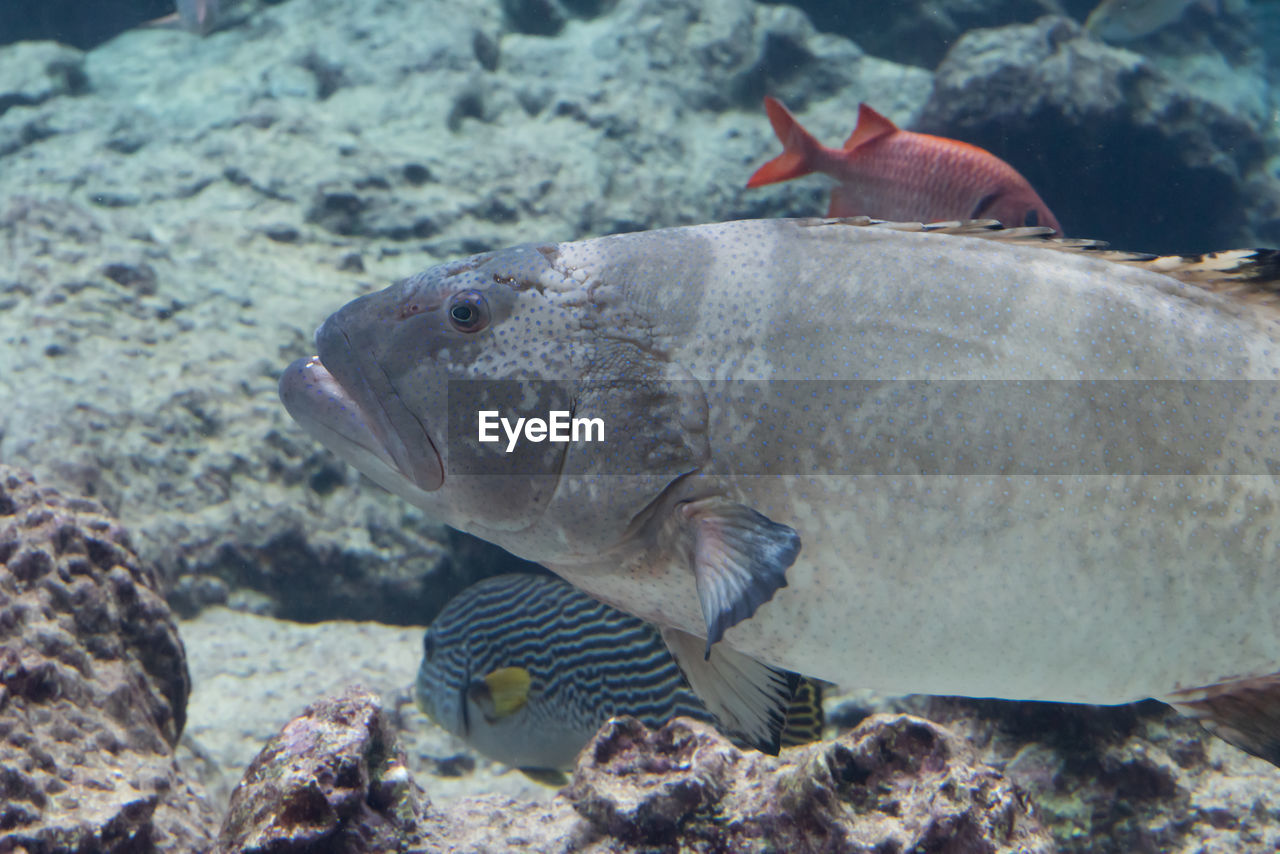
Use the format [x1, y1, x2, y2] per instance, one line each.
[417, 573, 715, 772]
[282, 217, 1280, 757]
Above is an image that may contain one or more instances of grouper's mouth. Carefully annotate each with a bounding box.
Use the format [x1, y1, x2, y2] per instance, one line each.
[278, 325, 444, 501]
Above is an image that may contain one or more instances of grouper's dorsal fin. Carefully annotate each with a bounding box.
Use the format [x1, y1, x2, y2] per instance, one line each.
[1131, 249, 1280, 292]
[807, 217, 1280, 302]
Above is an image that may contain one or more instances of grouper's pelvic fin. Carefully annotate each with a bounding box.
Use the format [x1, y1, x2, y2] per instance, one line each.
[662, 626, 800, 754]
[1165, 675, 1280, 767]
[807, 217, 1280, 303]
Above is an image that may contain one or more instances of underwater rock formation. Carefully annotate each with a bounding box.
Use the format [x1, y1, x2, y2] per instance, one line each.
[0, 190, 461, 627]
[917, 15, 1274, 253]
[176, 607, 512, 819]
[219, 687, 1053, 853]
[759, 0, 1064, 69]
[0, 465, 216, 852]
[498, 0, 620, 36]
[896, 696, 1280, 853]
[216, 686, 431, 853]
[566, 714, 1053, 853]
[0, 42, 86, 124]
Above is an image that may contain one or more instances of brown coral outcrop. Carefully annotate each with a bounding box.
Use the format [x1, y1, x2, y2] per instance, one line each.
[0, 465, 215, 853]
[568, 714, 1054, 853]
[216, 686, 430, 853]
[218, 686, 1054, 854]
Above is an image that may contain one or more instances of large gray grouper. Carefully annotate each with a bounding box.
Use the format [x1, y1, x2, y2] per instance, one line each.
[280, 217, 1280, 762]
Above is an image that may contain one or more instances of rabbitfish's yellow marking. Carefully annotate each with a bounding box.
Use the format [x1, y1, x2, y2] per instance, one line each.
[483, 666, 532, 718]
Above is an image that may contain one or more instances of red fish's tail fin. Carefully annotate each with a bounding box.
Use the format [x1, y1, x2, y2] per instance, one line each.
[746, 97, 824, 189]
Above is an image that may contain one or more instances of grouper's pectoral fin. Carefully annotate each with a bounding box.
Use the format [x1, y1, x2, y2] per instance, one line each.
[1165, 674, 1280, 766]
[677, 497, 800, 657]
[661, 626, 799, 755]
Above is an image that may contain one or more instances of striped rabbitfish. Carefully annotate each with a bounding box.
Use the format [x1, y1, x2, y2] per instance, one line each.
[415, 573, 822, 779]
[281, 216, 1280, 766]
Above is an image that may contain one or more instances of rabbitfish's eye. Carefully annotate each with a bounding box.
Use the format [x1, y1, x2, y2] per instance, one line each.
[423, 632, 436, 660]
[448, 290, 490, 333]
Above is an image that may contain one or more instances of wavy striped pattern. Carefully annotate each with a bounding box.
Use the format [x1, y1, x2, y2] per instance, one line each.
[419, 573, 714, 739]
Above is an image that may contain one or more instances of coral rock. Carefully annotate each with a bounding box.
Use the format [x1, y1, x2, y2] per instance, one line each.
[216, 686, 431, 853]
[569, 714, 1055, 853]
[223, 692, 1054, 854]
[0, 465, 215, 853]
[568, 716, 736, 845]
[917, 15, 1270, 253]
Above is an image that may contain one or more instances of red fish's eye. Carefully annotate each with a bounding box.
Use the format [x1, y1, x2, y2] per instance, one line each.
[447, 290, 490, 333]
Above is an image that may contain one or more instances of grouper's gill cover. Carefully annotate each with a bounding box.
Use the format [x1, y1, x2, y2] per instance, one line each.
[281, 217, 1280, 765]
[283, 244, 600, 538]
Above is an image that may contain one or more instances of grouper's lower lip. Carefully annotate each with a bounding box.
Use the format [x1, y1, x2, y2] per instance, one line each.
[278, 354, 444, 494]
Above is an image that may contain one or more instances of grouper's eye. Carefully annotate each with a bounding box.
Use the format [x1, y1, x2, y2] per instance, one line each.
[447, 290, 490, 333]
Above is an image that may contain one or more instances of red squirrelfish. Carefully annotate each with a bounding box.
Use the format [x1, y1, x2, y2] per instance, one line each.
[747, 96, 1063, 234]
